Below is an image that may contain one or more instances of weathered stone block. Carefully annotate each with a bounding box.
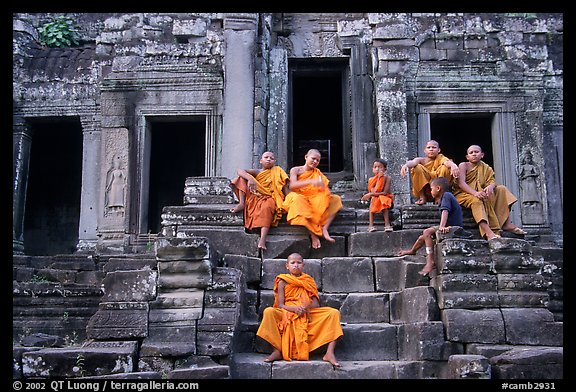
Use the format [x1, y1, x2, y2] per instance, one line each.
[339, 293, 390, 323]
[390, 286, 440, 323]
[86, 302, 149, 339]
[155, 236, 212, 261]
[446, 354, 491, 379]
[442, 308, 505, 344]
[101, 268, 157, 302]
[398, 321, 464, 361]
[322, 257, 374, 293]
[501, 308, 562, 346]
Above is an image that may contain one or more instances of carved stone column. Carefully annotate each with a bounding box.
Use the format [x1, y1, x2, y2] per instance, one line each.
[221, 14, 258, 180]
[77, 115, 102, 252]
[339, 36, 377, 188]
[12, 117, 32, 255]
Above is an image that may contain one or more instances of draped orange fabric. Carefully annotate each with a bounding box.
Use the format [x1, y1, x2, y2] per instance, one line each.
[410, 153, 453, 199]
[230, 166, 289, 229]
[367, 174, 394, 213]
[256, 273, 344, 361]
[281, 168, 342, 236]
[453, 160, 518, 237]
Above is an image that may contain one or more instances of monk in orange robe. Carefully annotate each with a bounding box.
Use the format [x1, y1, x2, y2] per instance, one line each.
[453, 144, 527, 240]
[230, 151, 289, 250]
[400, 140, 459, 205]
[282, 149, 342, 249]
[361, 158, 394, 232]
[256, 252, 343, 367]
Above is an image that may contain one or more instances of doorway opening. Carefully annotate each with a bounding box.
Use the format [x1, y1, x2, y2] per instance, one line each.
[147, 119, 205, 234]
[430, 113, 494, 167]
[24, 118, 82, 255]
[289, 59, 347, 172]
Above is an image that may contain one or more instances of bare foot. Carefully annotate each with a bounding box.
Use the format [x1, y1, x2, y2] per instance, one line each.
[397, 250, 415, 256]
[322, 228, 336, 243]
[264, 349, 282, 363]
[323, 353, 341, 368]
[230, 204, 244, 213]
[310, 234, 322, 249]
[418, 263, 436, 276]
[257, 240, 267, 250]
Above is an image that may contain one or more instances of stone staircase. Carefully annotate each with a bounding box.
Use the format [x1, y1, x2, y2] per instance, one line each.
[12, 176, 563, 379]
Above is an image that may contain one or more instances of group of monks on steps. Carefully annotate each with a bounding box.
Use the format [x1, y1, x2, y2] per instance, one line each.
[231, 142, 526, 367]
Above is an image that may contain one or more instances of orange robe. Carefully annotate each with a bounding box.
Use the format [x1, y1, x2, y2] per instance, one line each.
[281, 168, 342, 236]
[230, 166, 289, 230]
[410, 153, 454, 199]
[453, 160, 518, 238]
[367, 174, 394, 213]
[256, 273, 343, 361]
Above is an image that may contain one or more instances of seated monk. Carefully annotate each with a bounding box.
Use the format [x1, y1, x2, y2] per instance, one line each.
[400, 139, 459, 205]
[282, 149, 342, 249]
[256, 252, 343, 367]
[453, 144, 527, 240]
[230, 151, 289, 250]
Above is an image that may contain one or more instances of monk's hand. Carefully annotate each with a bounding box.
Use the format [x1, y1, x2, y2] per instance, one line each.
[314, 177, 324, 188]
[247, 178, 256, 192]
[451, 166, 459, 178]
[484, 185, 495, 197]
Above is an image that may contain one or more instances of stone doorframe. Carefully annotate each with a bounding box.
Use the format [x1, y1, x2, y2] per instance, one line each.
[268, 37, 376, 189]
[417, 101, 522, 226]
[132, 106, 221, 238]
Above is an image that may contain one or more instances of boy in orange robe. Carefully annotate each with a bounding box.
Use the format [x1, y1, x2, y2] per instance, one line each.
[282, 149, 342, 249]
[230, 151, 289, 250]
[256, 252, 343, 367]
[361, 158, 394, 232]
[400, 140, 459, 205]
[453, 144, 526, 240]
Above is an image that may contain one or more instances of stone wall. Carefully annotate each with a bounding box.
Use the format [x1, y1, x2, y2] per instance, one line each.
[12, 13, 563, 255]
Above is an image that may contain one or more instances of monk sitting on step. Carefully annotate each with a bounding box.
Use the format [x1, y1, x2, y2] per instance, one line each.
[256, 252, 343, 367]
[452, 144, 526, 240]
[400, 139, 459, 205]
[282, 149, 342, 249]
[230, 151, 289, 250]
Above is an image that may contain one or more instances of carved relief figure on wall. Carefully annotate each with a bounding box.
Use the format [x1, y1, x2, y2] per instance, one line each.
[517, 150, 544, 225]
[517, 150, 540, 205]
[105, 156, 127, 216]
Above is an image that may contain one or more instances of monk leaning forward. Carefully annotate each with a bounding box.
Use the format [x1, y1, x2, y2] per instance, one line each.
[400, 140, 459, 205]
[230, 151, 289, 250]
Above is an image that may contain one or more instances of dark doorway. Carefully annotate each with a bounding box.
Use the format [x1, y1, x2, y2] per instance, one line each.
[24, 118, 82, 255]
[430, 113, 494, 168]
[290, 60, 345, 172]
[148, 119, 205, 234]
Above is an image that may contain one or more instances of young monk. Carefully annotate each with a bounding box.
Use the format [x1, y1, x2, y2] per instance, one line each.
[361, 158, 394, 232]
[397, 176, 463, 276]
[400, 140, 459, 205]
[282, 149, 342, 249]
[256, 252, 343, 367]
[453, 144, 527, 240]
[229, 151, 289, 250]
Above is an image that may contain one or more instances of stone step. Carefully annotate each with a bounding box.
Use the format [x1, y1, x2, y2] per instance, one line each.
[230, 353, 430, 379]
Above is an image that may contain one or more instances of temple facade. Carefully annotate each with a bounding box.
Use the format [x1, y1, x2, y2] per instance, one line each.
[13, 13, 563, 255]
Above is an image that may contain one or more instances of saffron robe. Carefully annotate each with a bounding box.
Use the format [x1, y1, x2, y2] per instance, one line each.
[452, 160, 518, 238]
[410, 153, 454, 199]
[367, 174, 394, 213]
[230, 165, 289, 230]
[282, 168, 343, 236]
[256, 273, 344, 361]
